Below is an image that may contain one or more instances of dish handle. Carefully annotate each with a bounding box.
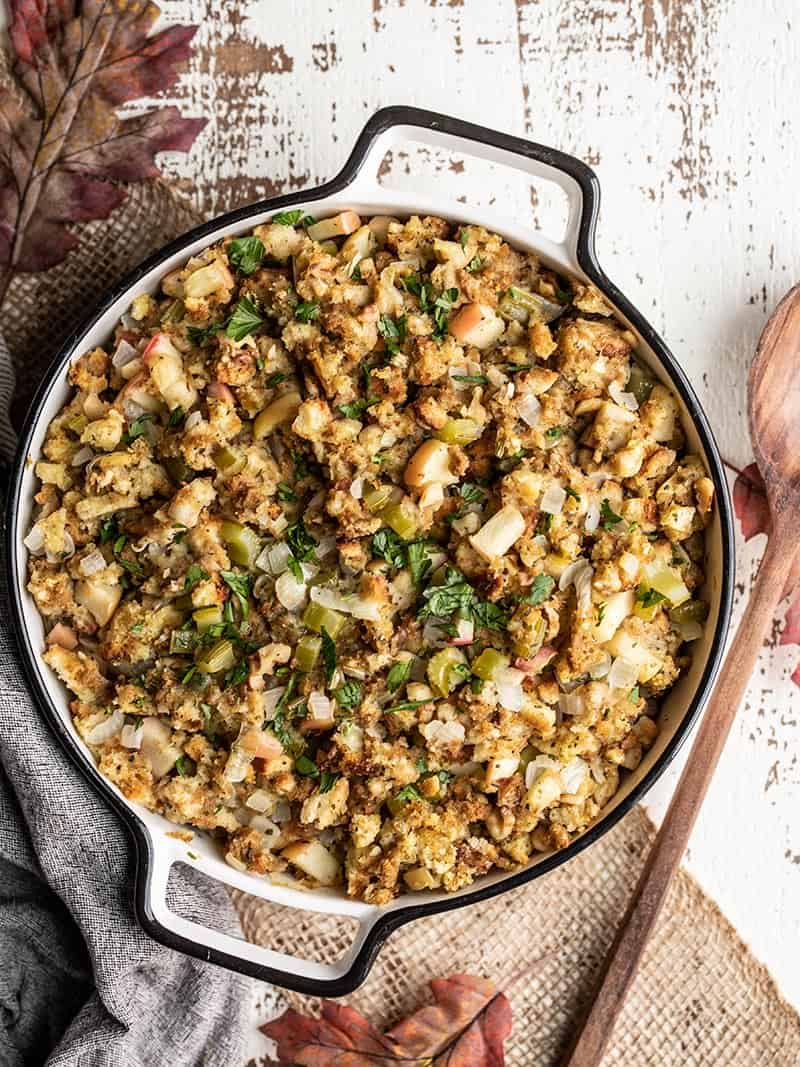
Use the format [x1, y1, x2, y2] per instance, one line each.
[339, 105, 600, 265]
[137, 842, 389, 996]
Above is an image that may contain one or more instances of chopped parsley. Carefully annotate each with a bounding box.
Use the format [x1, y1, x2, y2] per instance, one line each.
[384, 698, 431, 714]
[521, 574, 556, 606]
[416, 567, 508, 631]
[459, 482, 486, 505]
[228, 235, 266, 275]
[220, 570, 251, 620]
[629, 686, 640, 703]
[432, 287, 459, 339]
[451, 373, 488, 385]
[334, 680, 362, 709]
[99, 517, 119, 544]
[294, 300, 320, 323]
[393, 784, 422, 804]
[370, 527, 407, 569]
[338, 396, 378, 419]
[377, 313, 407, 354]
[386, 659, 413, 692]
[320, 626, 336, 684]
[222, 659, 248, 690]
[319, 772, 340, 794]
[174, 755, 192, 777]
[123, 413, 155, 444]
[285, 520, 318, 581]
[272, 208, 315, 226]
[265, 371, 288, 388]
[277, 482, 298, 503]
[545, 426, 565, 439]
[465, 255, 483, 274]
[130, 622, 144, 636]
[184, 564, 209, 593]
[635, 584, 666, 609]
[564, 486, 581, 501]
[295, 755, 319, 778]
[225, 296, 263, 341]
[407, 541, 432, 585]
[600, 498, 624, 529]
[167, 406, 185, 428]
[187, 322, 222, 346]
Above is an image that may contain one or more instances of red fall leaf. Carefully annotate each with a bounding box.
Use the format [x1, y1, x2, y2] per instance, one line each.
[261, 973, 513, 1066]
[731, 461, 800, 678]
[0, 0, 205, 297]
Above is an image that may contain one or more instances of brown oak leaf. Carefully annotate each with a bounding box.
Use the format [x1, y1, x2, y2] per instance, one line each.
[731, 461, 800, 681]
[261, 973, 513, 1066]
[0, 0, 205, 302]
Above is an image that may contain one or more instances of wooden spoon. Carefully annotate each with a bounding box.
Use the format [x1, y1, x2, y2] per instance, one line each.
[562, 285, 800, 1067]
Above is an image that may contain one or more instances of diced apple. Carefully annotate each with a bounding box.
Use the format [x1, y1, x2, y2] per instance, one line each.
[281, 840, 340, 885]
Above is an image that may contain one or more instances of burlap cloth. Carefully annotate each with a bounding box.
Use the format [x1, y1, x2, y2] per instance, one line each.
[4, 181, 799, 1066]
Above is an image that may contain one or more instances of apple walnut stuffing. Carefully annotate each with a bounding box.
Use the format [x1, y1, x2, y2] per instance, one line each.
[25, 209, 714, 903]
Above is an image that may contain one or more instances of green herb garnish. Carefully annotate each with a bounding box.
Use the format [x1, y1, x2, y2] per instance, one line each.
[319, 772, 340, 794]
[295, 301, 320, 323]
[295, 755, 319, 777]
[377, 313, 407, 355]
[277, 482, 298, 503]
[228, 236, 266, 275]
[521, 574, 555, 606]
[123, 413, 155, 444]
[600, 498, 624, 529]
[386, 659, 413, 692]
[225, 296, 263, 341]
[334, 680, 362, 709]
[184, 564, 209, 593]
[371, 527, 407, 568]
[220, 570, 251, 620]
[272, 209, 314, 226]
[451, 373, 488, 385]
[321, 626, 336, 684]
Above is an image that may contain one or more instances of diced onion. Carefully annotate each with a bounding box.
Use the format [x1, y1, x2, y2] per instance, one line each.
[350, 597, 382, 621]
[587, 470, 611, 487]
[273, 799, 292, 822]
[308, 691, 332, 721]
[496, 666, 525, 712]
[262, 686, 286, 721]
[421, 720, 465, 745]
[470, 505, 526, 561]
[71, 446, 94, 467]
[185, 410, 202, 430]
[275, 570, 307, 611]
[256, 541, 291, 575]
[584, 501, 601, 534]
[86, 710, 125, 745]
[608, 656, 639, 690]
[419, 482, 444, 509]
[609, 381, 639, 411]
[310, 585, 352, 613]
[23, 525, 45, 555]
[540, 483, 566, 515]
[676, 620, 704, 642]
[79, 549, 107, 577]
[558, 689, 586, 717]
[588, 652, 612, 679]
[224, 746, 254, 783]
[112, 339, 139, 369]
[559, 559, 594, 615]
[121, 722, 143, 749]
[525, 754, 561, 788]
[349, 477, 364, 499]
[561, 757, 589, 794]
[447, 617, 474, 646]
[224, 853, 248, 873]
[517, 393, 542, 428]
[486, 365, 509, 388]
[246, 789, 274, 813]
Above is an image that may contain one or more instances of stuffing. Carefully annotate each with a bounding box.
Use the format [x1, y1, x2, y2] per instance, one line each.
[25, 210, 713, 903]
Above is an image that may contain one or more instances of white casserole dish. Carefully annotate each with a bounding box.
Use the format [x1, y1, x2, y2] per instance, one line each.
[5, 106, 734, 995]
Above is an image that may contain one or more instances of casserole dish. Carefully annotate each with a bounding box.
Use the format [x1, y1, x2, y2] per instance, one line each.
[6, 106, 735, 996]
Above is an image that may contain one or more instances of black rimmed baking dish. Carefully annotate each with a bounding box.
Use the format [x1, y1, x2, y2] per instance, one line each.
[5, 106, 735, 996]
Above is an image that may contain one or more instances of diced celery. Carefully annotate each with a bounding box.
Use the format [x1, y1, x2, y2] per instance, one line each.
[381, 500, 418, 540]
[213, 446, 246, 474]
[427, 647, 468, 697]
[645, 563, 691, 606]
[193, 605, 223, 633]
[164, 457, 190, 484]
[294, 634, 322, 672]
[498, 286, 563, 325]
[170, 629, 195, 654]
[302, 602, 346, 638]
[220, 520, 261, 567]
[435, 418, 481, 445]
[668, 599, 709, 626]
[161, 298, 185, 323]
[253, 391, 302, 439]
[627, 362, 656, 405]
[195, 638, 236, 674]
[364, 484, 393, 513]
[66, 414, 88, 435]
[518, 744, 538, 775]
[471, 648, 510, 682]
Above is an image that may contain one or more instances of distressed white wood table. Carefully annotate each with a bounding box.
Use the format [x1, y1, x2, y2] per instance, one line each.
[152, 0, 800, 1043]
[15, 0, 800, 1048]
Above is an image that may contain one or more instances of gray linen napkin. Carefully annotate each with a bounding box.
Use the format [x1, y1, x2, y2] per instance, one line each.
[0, 337, 268, 1066]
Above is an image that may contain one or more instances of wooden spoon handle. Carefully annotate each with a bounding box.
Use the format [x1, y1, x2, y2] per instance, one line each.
[561, 523, 796, 1067]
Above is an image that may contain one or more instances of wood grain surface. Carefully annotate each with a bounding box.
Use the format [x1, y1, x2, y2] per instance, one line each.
[4, 0, 795, 1052]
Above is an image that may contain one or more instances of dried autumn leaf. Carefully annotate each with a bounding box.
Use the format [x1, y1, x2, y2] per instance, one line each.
[0, 0, 205, 299]
[261, 973, 513, 1066]
[732, 462, 770, 542]
[731, 460, 800, 681]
